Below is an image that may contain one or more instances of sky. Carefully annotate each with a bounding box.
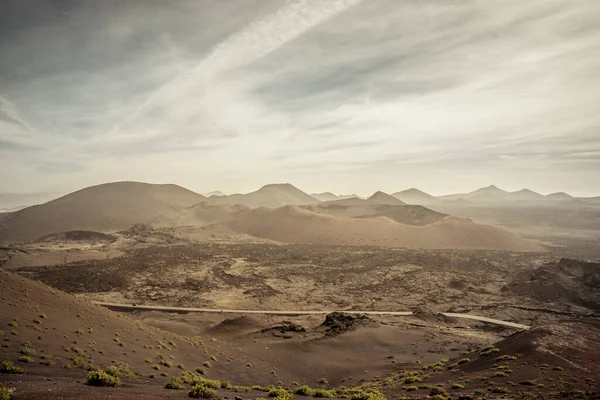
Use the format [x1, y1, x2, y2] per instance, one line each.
[1, 0, 599, 197]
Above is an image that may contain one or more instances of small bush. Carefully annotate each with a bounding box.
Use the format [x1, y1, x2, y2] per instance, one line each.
[493, 372, 508, 377]
[313, 388, 335, 398]
[0, 361, 25, 374]
[480, 346, 500, 357]
[295, 386, 315, 396]
[203, 361, 212, 368]
[189, 384, 215, 398]
[318, 378, 329, 385]
[519, 380, 535, 386]
[496, 355, 517, 361]
[153, 364, 161, 370]
[451, 383, 465, 389]
[553, 366, 564, 371]
[165, 377, 185, 390]
[403, 376, 421, 384]
[18, 356, 33, 364]
[7, 320, 18, 328]
[491, 387, 510, 394]
[0, 386, 12, 400]
[457, 358, 470, 365]
[195, 367, 205, 375]
[405, 386, 418, 391]
[429, 387, 448, 397]
[350, 391, 385, 400]
[221, 381, 232, 389]
[269, 388, 292, 400]
[86, 370, 120, 387]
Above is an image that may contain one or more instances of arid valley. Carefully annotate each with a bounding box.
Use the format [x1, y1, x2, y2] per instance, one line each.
[1, 182, 599, 400]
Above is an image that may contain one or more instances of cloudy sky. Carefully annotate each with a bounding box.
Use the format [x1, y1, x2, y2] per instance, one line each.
[1, 0, 599, 196]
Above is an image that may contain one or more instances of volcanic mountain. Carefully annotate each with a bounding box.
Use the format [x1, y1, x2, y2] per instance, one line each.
[0, 182, 206, 244]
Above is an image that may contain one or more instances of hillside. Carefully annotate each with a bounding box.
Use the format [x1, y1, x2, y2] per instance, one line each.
[311, 192, 358, 202]
[225, 205, 541, 251]
[392, 188, 438, 205]
[0, 269, 281, 398]
[208, 183, 318, 208]
[366, 191, 405, 205]
[0, 182, 206, 244]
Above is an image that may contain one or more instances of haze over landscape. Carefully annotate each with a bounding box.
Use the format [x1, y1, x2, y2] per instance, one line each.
[1, 1, 599, 400]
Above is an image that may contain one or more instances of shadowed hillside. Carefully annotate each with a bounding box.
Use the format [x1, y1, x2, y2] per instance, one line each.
[0, 182, 206, 244]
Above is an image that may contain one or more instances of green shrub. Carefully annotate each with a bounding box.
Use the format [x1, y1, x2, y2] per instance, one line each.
[349, 390, 386, 400]
[221, 381, 232, 389]
[552, 366, 564, 371]
[86, 370, 120, 387]
[493, 372, 508, 377]
[451, 383, 465, 389]
[191, 377, 221, 389]
[403, 376, 421, 384]
[313, 388, 335, 398]
[429, 387, 448, 397]
[457, 358, 470, 365]
[405, 386, 418, 391]
[269, 388, 292, 400]
[0, 361, 24, 375]
[295, 386, 315, 396]
[189, 384, 215, 398]
[0, 386, 12, 400]
[491, 387, 510, 394]
[318, 378, 329, 385]
[195, 367, 205, 375]
[18, 356, 33, 363]
[165, 377, 185, 390]
[496, 355, 517, 361]
[480, 346, 500, 357]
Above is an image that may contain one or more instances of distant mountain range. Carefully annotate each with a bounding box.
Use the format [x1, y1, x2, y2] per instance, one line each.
[0, 181, 592, 249]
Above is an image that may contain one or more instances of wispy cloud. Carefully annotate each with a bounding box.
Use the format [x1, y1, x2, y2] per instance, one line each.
[1, 0, 599, 195]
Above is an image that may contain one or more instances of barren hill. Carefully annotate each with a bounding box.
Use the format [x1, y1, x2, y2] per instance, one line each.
[0, 269, 279, 397]
[366, 191, 405, 205]
[225, 205, 541, 251]
[311, 192, 358, 202]
[304, 203, 447, 226]
[392, 188, 438, 205]
[0, 182, 206, 244]
[208, 183, 318, 208]
[439, 185, 509, 201]
[508, 188, 545, 201]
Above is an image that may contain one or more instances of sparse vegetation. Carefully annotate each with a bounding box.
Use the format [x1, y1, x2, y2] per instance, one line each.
[189, 384, 215, 398]
[0, 361, 25, 374]
[313, 388, 335, 398]
[496, 354, 517, 361]
[0, 386, 12, 400]
[491, 387, 510, 394]
[165, 377, 185, 390]
[403, 376, 421, 384]
[295, 386, 315, 396]
[480, 346, 500, 356]
[451, 383, 465, 389]
[18, 356, 33, 363]
[86, 370, 120, 387]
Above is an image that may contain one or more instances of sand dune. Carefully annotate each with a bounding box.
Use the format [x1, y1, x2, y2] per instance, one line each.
[208, 183, 318, 208]
[0, 181, 205, 243]
[225, 205, 541, 251]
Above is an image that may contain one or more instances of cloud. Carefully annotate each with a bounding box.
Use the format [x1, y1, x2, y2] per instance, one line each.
[1, 0, 599, 195]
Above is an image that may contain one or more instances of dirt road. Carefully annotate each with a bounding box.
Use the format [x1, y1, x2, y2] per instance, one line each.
[92, 301, 530, 329]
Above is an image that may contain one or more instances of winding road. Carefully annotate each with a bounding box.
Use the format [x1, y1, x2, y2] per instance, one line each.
[92, 301, 530, 329]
